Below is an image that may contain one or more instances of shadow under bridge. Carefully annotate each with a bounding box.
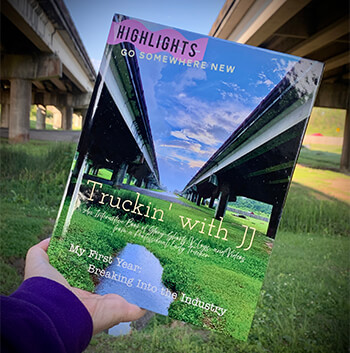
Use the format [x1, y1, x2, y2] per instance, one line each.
[74, 41, 159, 190]
[182, 59, 323, 238]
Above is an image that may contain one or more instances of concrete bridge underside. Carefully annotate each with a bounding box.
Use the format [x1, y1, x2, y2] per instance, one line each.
[183, 60, 323, 238]
[74, 42, 159, 190]
[0, 0, 96, 141]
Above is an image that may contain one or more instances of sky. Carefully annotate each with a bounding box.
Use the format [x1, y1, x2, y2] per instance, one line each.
[65, 1, 300, 192]
[134, 23, 299, 191]
[65, 0, 226, 72]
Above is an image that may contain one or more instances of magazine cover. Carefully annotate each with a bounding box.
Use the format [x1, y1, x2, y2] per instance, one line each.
[48, 14, 323, 340]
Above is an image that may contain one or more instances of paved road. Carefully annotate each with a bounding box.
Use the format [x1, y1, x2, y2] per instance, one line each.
[0, 128, 81, 143]
[121, 184, 191, 207]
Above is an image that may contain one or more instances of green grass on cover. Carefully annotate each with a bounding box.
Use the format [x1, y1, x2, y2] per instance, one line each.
[0, 139, 349, 351]
[84, 230, 349, 353]
[96, 168, 113, 180]
[49, 183, 270, 340]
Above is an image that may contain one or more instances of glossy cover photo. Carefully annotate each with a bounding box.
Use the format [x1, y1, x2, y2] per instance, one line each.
[48, 14, 323, 340]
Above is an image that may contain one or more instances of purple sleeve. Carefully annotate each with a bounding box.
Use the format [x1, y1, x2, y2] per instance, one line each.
[1, 277, 93, 353]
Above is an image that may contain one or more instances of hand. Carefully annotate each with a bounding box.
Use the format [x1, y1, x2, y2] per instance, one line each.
[25, 238, 146, 334]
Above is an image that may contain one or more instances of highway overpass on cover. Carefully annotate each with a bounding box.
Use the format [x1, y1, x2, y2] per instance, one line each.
[182, 59, 323, 238]
[74, 38, 160, 190]
[210, 0, 350, 171]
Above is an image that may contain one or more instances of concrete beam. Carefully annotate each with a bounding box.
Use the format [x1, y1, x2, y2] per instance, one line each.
[315, 82, 349, 109]
[1, 54, 62, 80]
[227, 0, 312, 46]
[289, 17, 349, 57]
[51, 78, 67, 92]
[324, 52, 349, 72]
[32, 91, 91, 109]
[2, 0, 94, 92]
[32, 81, 45, 90]
[209, 0, 254, 39]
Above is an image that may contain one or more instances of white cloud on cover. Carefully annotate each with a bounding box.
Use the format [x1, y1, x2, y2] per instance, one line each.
[165, 93, 251, 147]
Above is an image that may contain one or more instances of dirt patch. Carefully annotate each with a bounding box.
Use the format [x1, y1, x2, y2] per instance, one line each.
[321, 178, 350, 203]
[303, 136, 343, 145]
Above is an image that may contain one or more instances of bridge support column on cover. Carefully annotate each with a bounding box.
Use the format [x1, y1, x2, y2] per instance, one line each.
[214, 187, 230, 220]
[112, 162, 128, 186]
[1, 104, 10, 128]
[62, 106, 73, 130]
[36, 105, 46, 129]
[266, 203, 283, 239]
[196, 195, 202, 206]
[126, 174, 133, 185]
[209, 196, 215, 209]
[9, 78, 31, 143]
[135, 178, 143, 188]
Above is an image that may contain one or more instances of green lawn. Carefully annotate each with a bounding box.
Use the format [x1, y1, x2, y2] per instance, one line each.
[298, 146, 341, 171]
[49, 183, 271, 340]
[305, 107, 346, 137]
[0, 139, 349, 351]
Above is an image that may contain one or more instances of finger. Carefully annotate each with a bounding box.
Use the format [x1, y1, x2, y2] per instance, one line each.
[124, 303, 147, 322]
[102, 293, 146, 322]
[35, 238, 51, 252]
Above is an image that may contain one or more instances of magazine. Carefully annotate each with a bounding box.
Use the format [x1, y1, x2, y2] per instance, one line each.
[48, 14, 323, 340]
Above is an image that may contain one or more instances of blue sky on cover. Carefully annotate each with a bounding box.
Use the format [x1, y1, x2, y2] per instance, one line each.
[64, 1, 300, 192]
[65, 0, 226, 70]
[135, 21, 300, 191]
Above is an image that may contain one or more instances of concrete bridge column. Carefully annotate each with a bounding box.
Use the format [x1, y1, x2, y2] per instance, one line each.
[209, 196, 215, 209]
[36, 105, 46, 129]
[80, 109, 88, 128]
[135, 178, 143, 187]
[112, 162, 128, 186]
[266, 203, 283, 239]
[340, 106, 349, 172]
[214, 186, 230, 220]
[1, 104, 10, 128]
[62, 106, 73, 130]
[53, 108, 62, 129]
[9, 78, 31, 143]
[196, 195, 202, 206]
[126, 174, 133, 185]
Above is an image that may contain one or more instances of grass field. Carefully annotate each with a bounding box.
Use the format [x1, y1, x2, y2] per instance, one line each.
[305, 107, 346, 137]
[0, 139, 349, 351]
[49, 181, 271, 340]
[298, 146, 342, 171]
